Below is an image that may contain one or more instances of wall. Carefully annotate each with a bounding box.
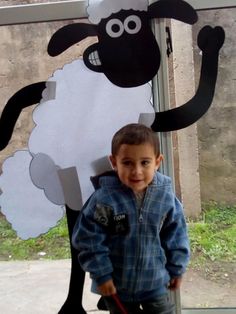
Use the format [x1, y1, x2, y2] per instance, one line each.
[193, 9, 236, 205]
[169, 8, 236, 213]
[170, 20, 201, 217]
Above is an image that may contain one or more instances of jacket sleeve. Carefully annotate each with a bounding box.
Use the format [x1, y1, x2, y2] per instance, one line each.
[160, 196, 190, 278]
[72, 198, 113, 285]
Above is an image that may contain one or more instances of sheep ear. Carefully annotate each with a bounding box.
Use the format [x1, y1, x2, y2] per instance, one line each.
[148, 0, 198, 25]
[48, 23, 98, 56]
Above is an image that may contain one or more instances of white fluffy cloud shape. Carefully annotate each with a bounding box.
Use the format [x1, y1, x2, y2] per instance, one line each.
[87, 0, 148, 24]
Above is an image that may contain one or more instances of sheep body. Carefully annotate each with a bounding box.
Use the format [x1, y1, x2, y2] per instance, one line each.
[0, 58, 154, 238]
[29, 59, 154, 203]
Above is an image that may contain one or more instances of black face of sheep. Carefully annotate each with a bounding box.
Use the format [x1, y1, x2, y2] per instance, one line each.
[83, 10, 160, 87]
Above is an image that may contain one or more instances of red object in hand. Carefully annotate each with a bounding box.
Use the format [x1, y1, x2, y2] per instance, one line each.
[111, 294, 128, 314]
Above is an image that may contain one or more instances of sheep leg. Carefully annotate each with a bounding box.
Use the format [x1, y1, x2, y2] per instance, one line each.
[58, 160, 113, 313]
[57, 168, 86, 313]
[58, 205, 86, 314]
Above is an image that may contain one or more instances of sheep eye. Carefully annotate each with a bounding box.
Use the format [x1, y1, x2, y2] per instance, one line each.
[106, 18, 124, 38]
[124, 15, 142, 34]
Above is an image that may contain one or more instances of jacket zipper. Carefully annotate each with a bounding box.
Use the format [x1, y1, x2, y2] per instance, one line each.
[130, 193, 140, 300]
[139, 209, 144, 223]
[131, 189, 148, 299]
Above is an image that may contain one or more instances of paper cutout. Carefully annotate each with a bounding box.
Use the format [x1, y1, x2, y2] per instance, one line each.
[0, 151, 64, 239]
[87, 0, 149, 24]
[138, 112, 156, 127]
[48, 0, 197, 88]
[57, 167, 83, 211]
[148, 0, 198, 24]
[0, 59, 154, 238]
[28, 59, 154, 205]
[29, 153, 65, 205]
[47, 23, 98, 57]
[47, 0, 224, 131]
[91, 156, 113, 174]
[151, 26, 225, 131]
[0, 82, 47, 150]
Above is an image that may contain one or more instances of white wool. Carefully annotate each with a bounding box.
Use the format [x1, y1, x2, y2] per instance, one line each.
[29, 59, 154, 204]
[0, 58, 154, 238]
[87, 0, 148, 24]
[0, 151, 64, 239]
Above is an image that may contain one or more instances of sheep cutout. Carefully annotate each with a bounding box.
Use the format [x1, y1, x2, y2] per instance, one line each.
[0, 0, 225, 313]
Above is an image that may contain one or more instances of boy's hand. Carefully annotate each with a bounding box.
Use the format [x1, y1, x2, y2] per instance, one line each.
[168, 277, 182, 291]
[98, 279, 117, 296]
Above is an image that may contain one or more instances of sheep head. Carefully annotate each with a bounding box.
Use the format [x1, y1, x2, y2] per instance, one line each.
[48, 0, 197, 87]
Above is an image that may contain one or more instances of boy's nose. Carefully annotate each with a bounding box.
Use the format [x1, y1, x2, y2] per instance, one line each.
[132, 164, 142, 175]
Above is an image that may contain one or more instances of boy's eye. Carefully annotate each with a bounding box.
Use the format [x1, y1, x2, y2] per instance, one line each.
[141, 160, 150, 166]
[122, 161, 132, 166]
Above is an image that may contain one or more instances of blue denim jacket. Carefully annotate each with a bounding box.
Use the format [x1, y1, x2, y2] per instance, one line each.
[72, 171, 190, 302]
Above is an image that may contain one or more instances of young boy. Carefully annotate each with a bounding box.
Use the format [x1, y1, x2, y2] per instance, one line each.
[72, 123, 190, 314]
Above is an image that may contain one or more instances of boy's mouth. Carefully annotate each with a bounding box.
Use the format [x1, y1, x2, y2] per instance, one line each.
[130, 179, 143, 183]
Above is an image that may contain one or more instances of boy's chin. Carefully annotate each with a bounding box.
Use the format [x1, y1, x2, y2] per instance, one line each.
[130, 185, 147, 193]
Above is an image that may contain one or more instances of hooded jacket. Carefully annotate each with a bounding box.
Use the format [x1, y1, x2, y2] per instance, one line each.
[72, 171, 190, 302]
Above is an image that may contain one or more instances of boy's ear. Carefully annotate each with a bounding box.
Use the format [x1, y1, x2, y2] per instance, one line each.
[156, 154, 164, 170]
[109, 155, 117, 170]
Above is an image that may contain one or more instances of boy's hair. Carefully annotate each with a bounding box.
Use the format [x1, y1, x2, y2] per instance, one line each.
[111, 123, 160, 157]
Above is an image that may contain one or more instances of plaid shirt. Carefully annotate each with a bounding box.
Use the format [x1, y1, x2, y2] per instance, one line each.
[72, 171, 190, 302]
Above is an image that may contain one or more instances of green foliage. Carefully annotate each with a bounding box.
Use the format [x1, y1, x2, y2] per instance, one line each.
[1, 201, 236, 262]
[203, 202, 236, 225]
[188, 202, 236, 264]
[0, 214, 70, 261]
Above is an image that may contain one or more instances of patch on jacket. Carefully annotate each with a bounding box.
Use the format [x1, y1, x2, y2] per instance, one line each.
[94, 203, 113, 227]
[94, 204, 129, 235]
[112, 214, 129, 235]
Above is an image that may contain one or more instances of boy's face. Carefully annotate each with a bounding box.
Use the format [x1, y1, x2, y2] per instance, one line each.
[110, 143, 163, 193]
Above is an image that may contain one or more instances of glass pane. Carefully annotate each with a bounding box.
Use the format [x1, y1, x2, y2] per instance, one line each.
[169, 8, 236, 310]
